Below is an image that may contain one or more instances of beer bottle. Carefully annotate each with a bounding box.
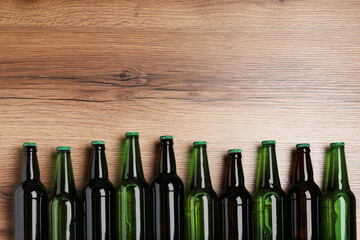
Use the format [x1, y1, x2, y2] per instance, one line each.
[321, 142, 356, 239]
[220, 149, 252, 240]
[253, 140, 286, 239]
[14, 142, 48, 240]
[82, 141, 116, 240]
[151, 136, 184, 240]
[185, 141, 218, 240]
[49, 146, 82, 240]
[116, 132, 151, 240]
[288, 143, 321, 240]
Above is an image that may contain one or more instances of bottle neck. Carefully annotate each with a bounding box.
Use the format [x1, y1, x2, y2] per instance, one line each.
[295, 147, 314, 182]
[122, 136, 145, 180]
[54, 150, 76, 194]
[256, 144, 281, 189]
[326, 146, 350, 191]
[21, 146, 40, 182]
[190, 145, 212, 189]
[90, 145, 108, 179]
[158, 139, 176, 174]
[226, 153, 245, 188]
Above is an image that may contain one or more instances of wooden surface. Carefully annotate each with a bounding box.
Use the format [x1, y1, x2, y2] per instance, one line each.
[1, 0, 360, 238]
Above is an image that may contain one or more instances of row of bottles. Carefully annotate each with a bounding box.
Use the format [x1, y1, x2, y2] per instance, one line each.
[14, 134, 356, 240]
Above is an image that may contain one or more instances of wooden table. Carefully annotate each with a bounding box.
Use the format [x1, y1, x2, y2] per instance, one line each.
[1, 0, 359, 238]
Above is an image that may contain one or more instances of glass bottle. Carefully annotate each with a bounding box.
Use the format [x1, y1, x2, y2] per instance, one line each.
[82, 141, 116, 240]
[14, 142, 48, 240]
[220, 149, 252, 240]
[321, 142, 356, 239]
[252, 140, 286, 240]
[116, 132, 151, 240]
[185, 141, 218, 240]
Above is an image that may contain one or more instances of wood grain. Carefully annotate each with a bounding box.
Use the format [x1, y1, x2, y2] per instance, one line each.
[1, 0, 360, 238]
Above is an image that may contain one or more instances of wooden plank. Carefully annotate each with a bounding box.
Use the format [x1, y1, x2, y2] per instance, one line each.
[1, 0, 360, 237]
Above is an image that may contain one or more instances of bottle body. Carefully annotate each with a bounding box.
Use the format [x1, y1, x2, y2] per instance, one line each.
[185, 141, 218, 240]
[117, 179, 150, 240]
[49, 147, 81, 240]
[220, 188, 252, 240]
[152, 176, 184, 240]
[14, 143, 48, 240]
[82, 142, 116, 240]
[220, 149, 252, 240]
[116, 132, 151, 240]
[252, 140, 286, 240]
[151, 135, 184, 240]
[288, 182, 321, 240]
[14, 181, 48, 240]
[48, 193, 81, 240]
[321, 143, 356, 240]
[288, 144, 321, 240]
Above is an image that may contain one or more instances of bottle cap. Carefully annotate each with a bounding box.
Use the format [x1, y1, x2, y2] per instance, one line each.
[91, 140, 105, 145]
[296, 143, 310, 148]
[160, 135, 174, 140]
[193, 141, 207, 146]
[330, 142, 345, 147]
[57, 146, 71, 151]
[228, 149, 242, 153]
[125, 132, 139, 137]
[23, 142, 37, 147]
[262, 140, 276, 145]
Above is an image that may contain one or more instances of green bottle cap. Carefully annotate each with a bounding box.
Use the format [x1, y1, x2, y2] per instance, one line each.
[296, 143, 310, 148]
[330, 142, 345, 147]
[57, 146, 71, 151]
[160, 135, 174, 140]
[23, 142, 37, 147]
[228, 149, 242, 153]
[262, 140, 276, 145]
[91, 140, 105, 145]
[125, 132, 139, 137]
[193, 141, 207, 146]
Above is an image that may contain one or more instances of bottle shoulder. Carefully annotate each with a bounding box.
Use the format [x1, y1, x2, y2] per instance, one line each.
[185, 187, 218, 200]
[49, 192, 80, 204]
[151, 174, 184, 188]
[322, 189, 356, 200]
[14, 180, 47, 196]
[253, 187, 286, 198]
[220, 187, 252, 201]
[117, 178, 149, 191]
[82, 179, 115, 196]
[288, 181, 321, 195]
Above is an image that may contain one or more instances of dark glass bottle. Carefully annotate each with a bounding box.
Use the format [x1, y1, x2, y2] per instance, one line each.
[82, 141, 116, 240]
[185, 141, 218, 240]
[287, 143, 321, 240]
[116, 132, 151, 240]
[49, 146, 82, 240]
[220, 149, 252, 240]
[151, 136, 184, 240]
[14, 142, 48, 240]
[252, 140, 286, 240]
[321, 142, 356, 239]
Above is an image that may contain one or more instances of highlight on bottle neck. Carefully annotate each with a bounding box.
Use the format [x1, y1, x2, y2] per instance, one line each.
[227, 149, 244, 188]
[123, 132, 144, 179]
[158, 136, 176, 174]
[21, 142, 40, 182]
[54, 146, 76, 194]
[90, 141, 108, 179]
[295, 143, 314, 182]
[326, 142, 350, 191]
[191, 141, 212, 189]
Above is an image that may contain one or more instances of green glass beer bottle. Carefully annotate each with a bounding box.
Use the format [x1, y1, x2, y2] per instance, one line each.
[220, 149, 252, 240]
[321, 142, 356, 239]
[14, 142, 48, 240]
[253, 140, 286, 240]
[287, 144, 321, 240]
[49, 146, 82, 240]
[116, 132, 151, 240]
[82, 141, 116, 240]
[185, 141, 218, 240]
[151, 136, 184, 240]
